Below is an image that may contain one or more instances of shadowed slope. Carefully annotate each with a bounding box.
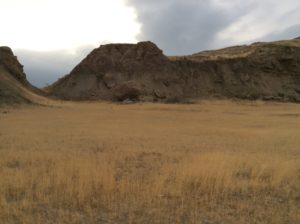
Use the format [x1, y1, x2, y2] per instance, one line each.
[0, 47, 45, 106]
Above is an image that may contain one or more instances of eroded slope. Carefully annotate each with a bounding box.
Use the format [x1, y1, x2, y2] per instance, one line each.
[0, 47, 44, 106]
[48, 39, 300, 102]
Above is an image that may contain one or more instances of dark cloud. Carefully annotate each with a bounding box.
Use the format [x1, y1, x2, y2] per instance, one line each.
[15, 46, 93, 87]
[127, 0, 254, 55]
[127, 0, 300, 55]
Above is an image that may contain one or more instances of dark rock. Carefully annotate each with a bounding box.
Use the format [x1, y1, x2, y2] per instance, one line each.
[153, 89, 166, 99]
[0, 47, 42, 105]
[113, 81, 142, 101]
[0, 46, 27, 84]
[103, 73, 117, 89]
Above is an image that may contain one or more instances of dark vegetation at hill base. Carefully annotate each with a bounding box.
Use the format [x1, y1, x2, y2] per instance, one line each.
[47, 39, 300, 103]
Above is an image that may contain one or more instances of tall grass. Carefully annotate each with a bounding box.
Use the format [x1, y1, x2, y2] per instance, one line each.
[0, 101, 299, 223]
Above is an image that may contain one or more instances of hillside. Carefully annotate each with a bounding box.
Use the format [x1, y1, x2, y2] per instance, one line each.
[47, 39, 300, 102]
[0, 47, 44, 106]
[47, 42, 182, 101]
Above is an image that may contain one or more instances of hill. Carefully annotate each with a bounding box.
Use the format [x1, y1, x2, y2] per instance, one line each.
[46, 39, 300, 102]
[0, 47, 44, 106]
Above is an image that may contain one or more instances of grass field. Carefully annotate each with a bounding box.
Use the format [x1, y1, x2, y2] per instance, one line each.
[0, 100, 300, 223]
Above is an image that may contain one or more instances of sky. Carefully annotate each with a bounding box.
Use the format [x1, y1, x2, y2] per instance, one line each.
[1, 0, 300, 87]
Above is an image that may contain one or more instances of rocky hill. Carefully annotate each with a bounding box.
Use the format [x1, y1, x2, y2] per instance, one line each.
[0, 47, 43, 106]
[48, 39, 300, 102]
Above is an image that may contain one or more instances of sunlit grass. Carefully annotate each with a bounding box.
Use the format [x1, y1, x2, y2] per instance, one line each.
[0, 100, 299, 223]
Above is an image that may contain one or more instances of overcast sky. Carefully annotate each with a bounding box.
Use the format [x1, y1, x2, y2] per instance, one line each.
[1, 0, 300, 87]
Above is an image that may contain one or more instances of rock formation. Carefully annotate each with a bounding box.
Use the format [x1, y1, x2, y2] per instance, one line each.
[48, 42, 183, 101]
[0, 47, 41, 105]
[48, 39, 300, 102]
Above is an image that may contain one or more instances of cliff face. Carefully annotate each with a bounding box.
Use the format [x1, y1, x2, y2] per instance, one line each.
[0, 47, 41, 105]
[0, 47, 29, 84]
[48, 39, 300, 102]
[174, 40, 300, 101]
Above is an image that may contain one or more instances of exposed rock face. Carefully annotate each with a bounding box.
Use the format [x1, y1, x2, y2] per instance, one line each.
[180, 40, 300, 102]
[48, 39, 300, 102]
[0, 47, 28, 84]
[48, 41, 183, 101]
[0, 47, 41, 105]
[113, 81, 142, 101]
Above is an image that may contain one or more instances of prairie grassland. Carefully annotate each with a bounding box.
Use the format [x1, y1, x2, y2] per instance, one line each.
[0, 100, 300, 224]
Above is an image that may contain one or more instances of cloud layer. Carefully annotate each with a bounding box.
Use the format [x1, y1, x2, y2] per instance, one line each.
[15, 46, 93, 87]
[0, 0, 140, 51]
[127, 0, 300, 54]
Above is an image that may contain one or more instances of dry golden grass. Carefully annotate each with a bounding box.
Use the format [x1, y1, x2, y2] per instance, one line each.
[0, 100, 300, 223]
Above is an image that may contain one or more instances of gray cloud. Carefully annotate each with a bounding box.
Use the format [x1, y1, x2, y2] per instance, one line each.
[15, 46, 93, 87]
[127, 0, 254, 55]
[259, 23, 300, 42]
[127, 0, 300, 55]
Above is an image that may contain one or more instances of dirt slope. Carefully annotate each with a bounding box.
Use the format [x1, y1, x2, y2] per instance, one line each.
[0, 47, 44, 106]
[48, 39, 300, 102]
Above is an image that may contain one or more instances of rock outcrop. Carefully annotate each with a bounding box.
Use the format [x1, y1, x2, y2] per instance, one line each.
[48, 41, 183, 101]
[0, 47, 42, 105]
[0, 47, 28, 84]
[48, 39, 300, 102]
